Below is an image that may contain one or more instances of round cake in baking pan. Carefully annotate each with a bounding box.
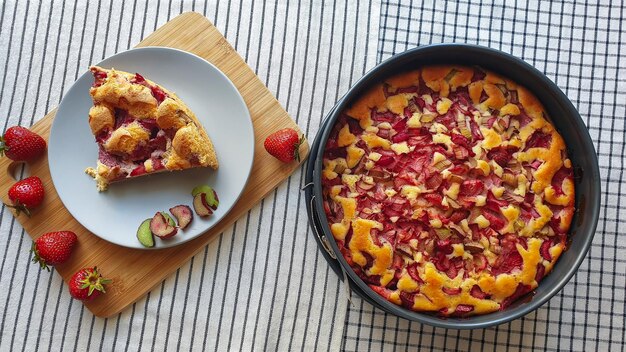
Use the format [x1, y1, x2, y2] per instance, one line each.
[321, 65, 575, 316]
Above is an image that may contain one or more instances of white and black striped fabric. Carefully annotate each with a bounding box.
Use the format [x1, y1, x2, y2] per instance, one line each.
[0, 0, 380, 351]
[342, 1, 626, 351]
[1, 1, 624, 351]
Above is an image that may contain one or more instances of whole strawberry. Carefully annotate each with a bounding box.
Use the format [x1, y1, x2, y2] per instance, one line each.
[7, 176, 45, 216]
[0, 126, 46, 161]
[68, 267, 112, 301]
[264, 128, 304, 163]
[31, 231, 77, 270]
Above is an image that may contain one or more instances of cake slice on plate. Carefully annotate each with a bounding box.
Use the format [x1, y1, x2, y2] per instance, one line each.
[85, 66, 218, 191]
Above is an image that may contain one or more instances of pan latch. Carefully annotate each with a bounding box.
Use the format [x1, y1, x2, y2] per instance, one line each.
[309, 195, 337, 259]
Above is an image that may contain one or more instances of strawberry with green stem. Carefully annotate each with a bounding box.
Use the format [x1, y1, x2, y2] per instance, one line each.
[68, 267, 112, 301]
[6, 176, 45, 216]
[264, 128, 305, 163]
[31, 231, 77, 270]
[0, 126, 46, 161]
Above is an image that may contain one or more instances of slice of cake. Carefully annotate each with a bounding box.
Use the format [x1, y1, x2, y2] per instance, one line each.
[85, 66, 218, 191]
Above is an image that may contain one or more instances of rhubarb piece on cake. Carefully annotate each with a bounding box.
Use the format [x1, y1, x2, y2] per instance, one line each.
[85, 66, 218, 191]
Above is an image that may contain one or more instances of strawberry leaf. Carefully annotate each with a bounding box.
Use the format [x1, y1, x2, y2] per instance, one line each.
[293, 134, 305, 162]
[30, 242, 50, 271]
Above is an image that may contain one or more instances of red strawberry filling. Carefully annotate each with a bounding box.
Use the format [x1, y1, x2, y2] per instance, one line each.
[151, 86, 167, 103]
[114, 109, 134, 129]
[454, 304, 475, 315]
[491, 245, 523, 275]
[535, 263, 546, 281]
[487, 146, 518, 167]
[482, 208, 506, 230]
[129, 72, 168, 104]
[130, 73, 146, 84]
[406, 263, 423, 283]
[524, 130, 552, 150]
[471, 69, 486, 82]
[399, 291, 416, 308]
[540, 238, 553, 261]
[448, 210, 470, 224]
[96, 113, 170, 180]
[92, 71, 108, 87]
[500, 284, 532, 309]
[472, 253, 488, 271]
[470, 285, 489, 299]
[459, 180, 484, 196]
[442, 287, 462, 295]
[550, 167, 571, 196]
[129, 164, 146, 177]
[98, 147, 123, 168]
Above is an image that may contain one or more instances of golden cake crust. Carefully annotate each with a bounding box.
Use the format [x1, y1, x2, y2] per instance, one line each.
[88, 104, 115, 135]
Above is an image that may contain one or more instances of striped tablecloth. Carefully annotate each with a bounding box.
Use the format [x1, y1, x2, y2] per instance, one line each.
[343, 1, 626, 352]
[0, 1, 623, 351]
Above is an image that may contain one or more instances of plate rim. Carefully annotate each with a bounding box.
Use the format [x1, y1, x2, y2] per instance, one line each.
[48, 46, 254, 249]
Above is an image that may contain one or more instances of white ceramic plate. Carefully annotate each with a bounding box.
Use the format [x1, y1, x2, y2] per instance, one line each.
[48, 47, 254, 249]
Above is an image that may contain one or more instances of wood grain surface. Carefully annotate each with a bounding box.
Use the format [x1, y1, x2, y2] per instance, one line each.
[0, 12, 308, 318]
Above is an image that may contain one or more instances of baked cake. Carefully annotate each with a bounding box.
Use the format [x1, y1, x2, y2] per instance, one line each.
[85, 66, 218, 191]
[322, 65, 575, 316]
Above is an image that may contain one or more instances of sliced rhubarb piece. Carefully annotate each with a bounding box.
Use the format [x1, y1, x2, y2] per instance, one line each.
[540, 238, 553, 261]
[136, 218, 154, 248]
[464, 242, 483, 254]
[442, 287, 462, 295]
[129, 164, 147, 177]
[169, 205, 193, 230]
[470, 285, 489, 299]
[191, 185, 213, 197]
[487, 146, 519, 167]
[524, 130, 552, 150]
[435, 239, 454, 255]
[193, 193, 213, 217]
[192, 185, 219, 210]
[472, 253, 488, 271]
[535, 263, 546, 281]
[448, 210, 470, 224]
[500, 284, 532, 308]
[150, 212, 178, 239]
[206, 189, 219, 210]
[491, 246, 523, 275]
[454, 304, 475, 314]
[161, 212, 176, 227]
[406, 263, 423, 283]
[459, 180, 484, 196]
[399, 291, 416, 309]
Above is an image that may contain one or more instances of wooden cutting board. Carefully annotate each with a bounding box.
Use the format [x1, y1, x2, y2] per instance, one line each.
[0, 12, 308, 318]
